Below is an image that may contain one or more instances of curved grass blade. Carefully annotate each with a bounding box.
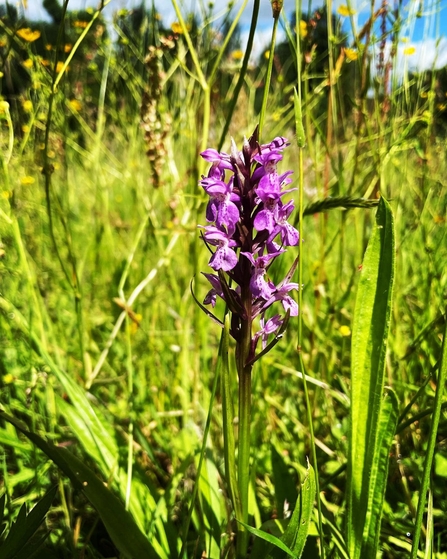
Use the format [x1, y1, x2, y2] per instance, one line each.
[347, 196, 395, 559]
[0, 486, 57, 559]
[0, 412, 159, 559]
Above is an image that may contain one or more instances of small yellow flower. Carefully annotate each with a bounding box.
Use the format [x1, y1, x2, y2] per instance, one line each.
[171, 22, 183, 34]
[339, 325, 351, 337]
[3, 373, 14, 384]
[344, 47, 358, 61]
[73, 20, 88, 29]
[22, 124, 30, 133]
[264, 50, 270, 60]
[47, 150, 56, 158]
[17, 28, 41, 42]
[22, 99, 33, 112]
[403, 46, 416, 55]
[438, 103, 446, 111]
[68, 99, 82, 111]
[231, 50, 244, 60]
[22, 58, 33, 69]
[21, 175, 35, 185]
[0, 37, 7, 48]
[299, 20, 308, 39]
[420, 91, 428, 98]
[86, 7, 94, 14]
[0, 100, 9, 113]
[45, 44, 53, 51]
[64, 44, 72, 53]
[56, 61, 68, 73]
[40, 59, 50, 67]
[1, 190, 11, 199]
[0, 71, 3, 78]
[337, 5, 356, 16]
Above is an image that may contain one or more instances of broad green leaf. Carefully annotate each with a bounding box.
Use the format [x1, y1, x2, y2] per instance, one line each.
[0, 412, 159, 559]
[0, 486, 57, 559]
[347, 196, 395, 559]
[362, 388, 399, 555]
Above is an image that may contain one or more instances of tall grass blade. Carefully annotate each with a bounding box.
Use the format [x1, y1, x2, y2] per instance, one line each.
[347, 196, 396, 559]
[0, 413, 160, 559]
[410, 311, 447, 559]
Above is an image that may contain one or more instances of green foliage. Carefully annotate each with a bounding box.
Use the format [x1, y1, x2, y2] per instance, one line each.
[0, 0, 446, 557]
[0, 486, 56, 559]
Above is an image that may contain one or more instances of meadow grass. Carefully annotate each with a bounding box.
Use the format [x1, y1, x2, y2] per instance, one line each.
[0, 0, 446, 557]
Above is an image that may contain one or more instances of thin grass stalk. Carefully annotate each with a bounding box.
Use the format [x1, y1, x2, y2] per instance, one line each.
[294, 99, 325, 559]
[178, 329, 224, 559]
[410, 311, 447, 559]
[258, 8, 280, 139]
[221, 315, 242, 522]
[295, 4, 325, 553]
[218, 0, 260, 150]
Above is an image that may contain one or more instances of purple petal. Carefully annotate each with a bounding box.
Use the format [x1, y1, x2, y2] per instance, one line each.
[209, 246, 238, 272]
[254, 209, 276, 233]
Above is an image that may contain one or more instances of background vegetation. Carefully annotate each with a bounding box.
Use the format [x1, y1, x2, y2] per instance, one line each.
[0, 0, 446, 557]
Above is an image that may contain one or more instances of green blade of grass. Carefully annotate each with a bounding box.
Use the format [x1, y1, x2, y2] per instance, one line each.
[0, 412, 160, 559]
[347, 196, 395, 559]
[410, 311, 447, 559]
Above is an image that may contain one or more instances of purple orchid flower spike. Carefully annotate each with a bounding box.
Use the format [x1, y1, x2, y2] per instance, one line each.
[196, 127, 300, 364]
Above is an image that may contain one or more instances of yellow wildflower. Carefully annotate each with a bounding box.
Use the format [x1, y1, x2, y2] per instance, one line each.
[299, 20, 308, 39]
[22, 58, 33, 69]
[403, 46, 416, 55]
[68, 99, 82, 111]
[0, 100, 9, 113]
[45, 44, 53, 51]
[86, 7, 94, 14]
[339, 325, 351, 337]
[73, 20, 89, 29]
[64, 44, 72, 53]
[22, 100, 33, 112]
[337, 5, 356, 16]
[56, 61, 68, 73]
[3, 374, 14, 384]
[40, 59, 50, 67]
[171, 22, 183, 34]
[17, 28, 41, 42]
[231, 50, 244, 60]
[420, 91, 428, 98]
[344, 47, 358, 61]
[0, 71, 3, 78]
[21, 176, 35, 185]
[0, 37, 7, 48]
[22, 125, 30, 133]
[264, 50, 270, 60]
[1, 190, 11, 199]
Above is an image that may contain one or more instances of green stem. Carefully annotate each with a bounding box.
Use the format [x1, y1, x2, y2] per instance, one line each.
[410, 311, 447, 559]
[236, 285, 253, 558]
